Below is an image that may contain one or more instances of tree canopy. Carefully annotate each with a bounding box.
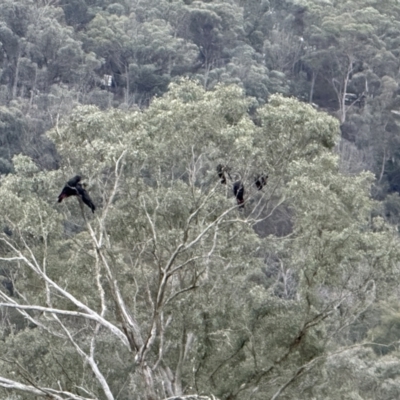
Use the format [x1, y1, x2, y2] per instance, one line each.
[0, 80, 398, 399]
[2, 0, 400, 399]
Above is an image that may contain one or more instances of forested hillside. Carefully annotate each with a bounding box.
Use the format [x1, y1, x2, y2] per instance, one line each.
[2, 0, 400, 197]
[2, 1, 400, 399]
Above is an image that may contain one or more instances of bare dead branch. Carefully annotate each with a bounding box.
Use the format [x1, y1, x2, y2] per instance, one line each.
[0, 376, 90, 399]
[0, 239, 130, 348]
[55, 315, 115, 400]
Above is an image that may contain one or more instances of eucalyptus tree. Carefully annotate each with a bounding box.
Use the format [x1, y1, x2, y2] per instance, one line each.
[83, 10, 197, 105]
[0, 80, 397, 400]
[185, 1, 244, 86]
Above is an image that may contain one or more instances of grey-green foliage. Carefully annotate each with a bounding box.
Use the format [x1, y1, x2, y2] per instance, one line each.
[0, 0, 399, 206]
[0, 81, 398, 399]
[0, 105, 26, 149]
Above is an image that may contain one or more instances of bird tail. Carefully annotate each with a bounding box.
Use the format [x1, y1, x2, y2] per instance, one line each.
[237, 199, 245, 209]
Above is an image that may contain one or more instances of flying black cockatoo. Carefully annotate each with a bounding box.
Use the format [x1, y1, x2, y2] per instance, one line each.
[233, 180, 245, 209]
[255, 174, 268, 190]
[216, 164, 231, 184]
[58, 176, 96, 213]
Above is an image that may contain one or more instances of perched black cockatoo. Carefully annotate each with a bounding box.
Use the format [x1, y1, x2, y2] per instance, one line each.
[255, 174, 268, 190]
[58, 176, 96, 213]
[233, 180, 245, 209]
[216, 164, 231, 184]
[57, 175, 82, 203]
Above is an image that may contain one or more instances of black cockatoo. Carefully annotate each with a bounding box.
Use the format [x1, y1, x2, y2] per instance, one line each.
[58, 176, 96, 213]
[58, 175, 82, 202]
[255, 174, 268, 190]
[216, 164, 231, 184]
[233, 180, 245, 209]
